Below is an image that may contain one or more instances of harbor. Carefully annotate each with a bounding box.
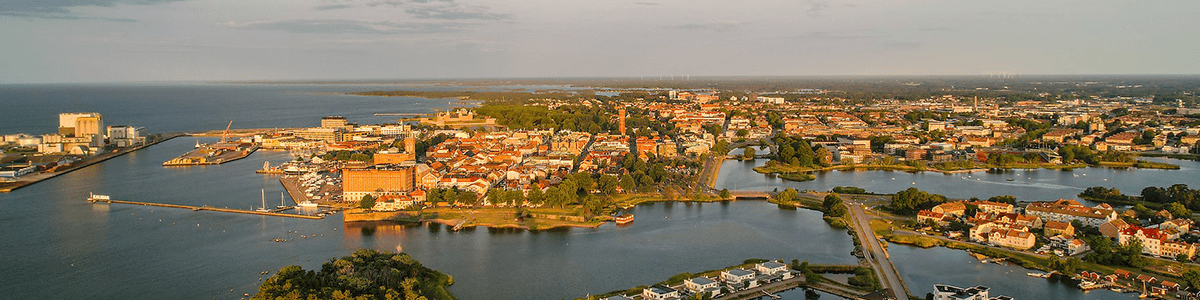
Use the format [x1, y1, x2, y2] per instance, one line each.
[163, 122, 258, 166]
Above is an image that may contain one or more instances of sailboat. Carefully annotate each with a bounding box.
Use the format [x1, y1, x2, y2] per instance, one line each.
[256, 189, 269, 212]
[275, 191, 288, 209]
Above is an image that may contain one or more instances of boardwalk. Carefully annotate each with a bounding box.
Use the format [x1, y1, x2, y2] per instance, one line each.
[88, 198, 323, 220]
[728, 190, 771, 199]
[848, 204, 909, 300]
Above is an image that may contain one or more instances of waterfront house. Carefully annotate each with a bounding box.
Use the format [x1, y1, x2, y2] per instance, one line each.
[721, 269, 756, 284]
[1025, 199, 1116, 227]
[754, 261, 788, 276]
[932, 202, 967, 217]
[932, 284, 1010, 300]
[988, 229, 1036, 250]
[683, 277, 720, 298]
[642, 285, 679, 300]
[602, 296, 633, 300]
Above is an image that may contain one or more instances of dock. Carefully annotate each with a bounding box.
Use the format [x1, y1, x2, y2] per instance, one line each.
[87, 197, 323, 220]
[0, 133, 183, 193]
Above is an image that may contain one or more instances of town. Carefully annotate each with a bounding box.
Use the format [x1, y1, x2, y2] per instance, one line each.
[6, 83, 1200, 300]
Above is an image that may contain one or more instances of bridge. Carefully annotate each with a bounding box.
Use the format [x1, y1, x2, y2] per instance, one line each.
[727, 190, 771, 199]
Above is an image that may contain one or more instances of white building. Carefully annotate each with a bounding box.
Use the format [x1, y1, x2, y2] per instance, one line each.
[107, 125, 144, 147]
[933, 284, 1012, 300]
[684, 277, 720, 298]
[641, 285, 678, 300]
[755, 261, 788, 276]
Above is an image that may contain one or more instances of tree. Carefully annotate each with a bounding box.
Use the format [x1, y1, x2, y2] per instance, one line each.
[987, 195, 1017, 204]
[890, 188, 947, 215]
[359, 195, 376, 209]
[527, 188, 545, 206]
[822, 193, 844, 212]
[742, 147, 756, 160]
[736, 129, 749, 137]
[1183, 269, 1200, 289]
[1166, 202, 1191, 219]
[597, 175, 619, 195]
[720, 189, 732, 199]
[619, 174, 636, 193]
[777, 188, 798, 203]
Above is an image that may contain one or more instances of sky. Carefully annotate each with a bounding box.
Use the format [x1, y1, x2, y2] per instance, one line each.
[1, 0, 1198, 83]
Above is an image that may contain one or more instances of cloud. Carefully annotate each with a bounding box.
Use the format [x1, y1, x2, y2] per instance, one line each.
[0, 0, 187, 21]
[311, 0, 507, 21]
[314, 4, 354, 11]
[806, 0, 829, 17]
[672, 21, 746, 32]
[404, 5, 507, 20]
[633, 2, 659, 5]
[223, 19, 472, 35]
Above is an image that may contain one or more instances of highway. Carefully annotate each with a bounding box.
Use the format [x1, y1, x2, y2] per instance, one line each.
[848, 203, 909, 300]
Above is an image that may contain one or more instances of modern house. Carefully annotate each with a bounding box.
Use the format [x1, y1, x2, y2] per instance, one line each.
[642, 285, 679, 300]
[755, 261, 788, 276]
[684, 277, 720, 298]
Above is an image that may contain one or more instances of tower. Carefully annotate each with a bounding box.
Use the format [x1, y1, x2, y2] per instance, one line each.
[618, 108, 627, 135]
[405, 136, 417, 155]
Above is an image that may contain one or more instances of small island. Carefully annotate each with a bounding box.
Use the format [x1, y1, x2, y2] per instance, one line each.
[253, 249, 455, 300]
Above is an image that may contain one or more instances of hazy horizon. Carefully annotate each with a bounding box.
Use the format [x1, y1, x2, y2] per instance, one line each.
[4, 0, 1199, 84]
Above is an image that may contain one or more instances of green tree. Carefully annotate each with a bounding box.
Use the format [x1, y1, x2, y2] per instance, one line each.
[359, 195, 376, 209]
[720, 189, 732, 199]
[619, 174, 636, 193]
[1166, 202, 1191, 219]
[597, 175, 619, 195]
[743, 147, 756, 160]
[822, 193, 844, 211]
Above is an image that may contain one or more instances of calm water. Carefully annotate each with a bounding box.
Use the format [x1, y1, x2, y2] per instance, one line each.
[1, 136, 854, 299]
[890, 244, 1129, 300]
[0, 83, 586, 135]
[714, 158, 1200, 202]
[2, 84, 1184, 299]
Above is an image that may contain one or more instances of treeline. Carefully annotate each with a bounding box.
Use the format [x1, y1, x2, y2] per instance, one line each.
[350, 90, 575, 105]
[253, 249, 454, 300]
[770, 135, 831, 167]
[475, 105, 615, 133]
[1058, 145, 1132, 164]
[889, 188, 948, 215]
[1079, 184, 1198, 217]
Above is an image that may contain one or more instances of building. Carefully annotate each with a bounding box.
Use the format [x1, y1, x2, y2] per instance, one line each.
[320, 116, 350, 129]
[374, 152, 416, 165]
[293, 127, 341, 142]
[720, 269, 756, 284]
[342, 165, 415, 201]
[1048, 235, 1090, 256]
[59, 112, 104, 147]
[617, 108, 627, 134]
[641, 285, 678, 300]
[1043, 221, 1075, 237]
[755, 261, 788, 276]
[0, 164, 36, 179]
[1099, 219, 1130, 239]
[1119, 226, 1198, 259]
[932, 202, 967, 217]
[684, 277, 720, 298]
[988, 229, 1036, 250]
[971, 201, 1014, 214]
[1024, 199, 1116, 227]
[106, 125, 143, 147]
[933, 284, 1012, 300]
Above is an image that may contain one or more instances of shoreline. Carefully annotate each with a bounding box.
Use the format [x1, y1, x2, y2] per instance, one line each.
[1, 133, 183, 193]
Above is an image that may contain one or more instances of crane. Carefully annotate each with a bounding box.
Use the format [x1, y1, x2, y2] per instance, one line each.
[221, 121, 232, 143]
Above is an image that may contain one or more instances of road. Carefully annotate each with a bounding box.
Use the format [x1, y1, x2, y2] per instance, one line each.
[848, 203, 909, 300]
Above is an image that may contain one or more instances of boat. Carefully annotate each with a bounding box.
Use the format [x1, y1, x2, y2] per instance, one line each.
[1026, 272, 1051, 278]
[256, 189, 269, 212]
[87, 193, 111, 202]
[275, 192, 288, 210]
[1006, 178, 1015, 181]
[615, 214, 634, 225]
[298, 201, 318, 208]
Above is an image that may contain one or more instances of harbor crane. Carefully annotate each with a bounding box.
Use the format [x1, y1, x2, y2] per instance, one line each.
[221, 121, 232, 143]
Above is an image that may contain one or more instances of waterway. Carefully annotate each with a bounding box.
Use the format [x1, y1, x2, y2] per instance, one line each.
[3, 83, 1192, 299]
[0, 137, 855, 299]
[714, 157, 1200, 201]
[890, 244, 1130, 300]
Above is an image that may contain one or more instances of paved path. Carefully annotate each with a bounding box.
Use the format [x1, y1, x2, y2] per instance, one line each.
[848, 204, 909, 300]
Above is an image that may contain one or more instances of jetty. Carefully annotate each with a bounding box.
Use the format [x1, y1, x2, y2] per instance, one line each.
[87, 194, 322, 220]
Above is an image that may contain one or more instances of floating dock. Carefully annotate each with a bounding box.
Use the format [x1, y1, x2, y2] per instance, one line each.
[87, 194, 322, 220]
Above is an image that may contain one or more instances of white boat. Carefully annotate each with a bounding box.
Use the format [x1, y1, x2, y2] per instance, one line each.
[298, 201, 318, 208]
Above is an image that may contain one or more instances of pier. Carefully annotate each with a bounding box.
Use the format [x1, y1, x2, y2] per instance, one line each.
[87, 197, 323, 220]
[0, 133, 183, 193]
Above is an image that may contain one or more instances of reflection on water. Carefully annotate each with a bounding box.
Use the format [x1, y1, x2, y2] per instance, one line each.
[1, 137, 855, 299]
[715, 158, 1200, 201]
[890, 244, 1130, 300]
